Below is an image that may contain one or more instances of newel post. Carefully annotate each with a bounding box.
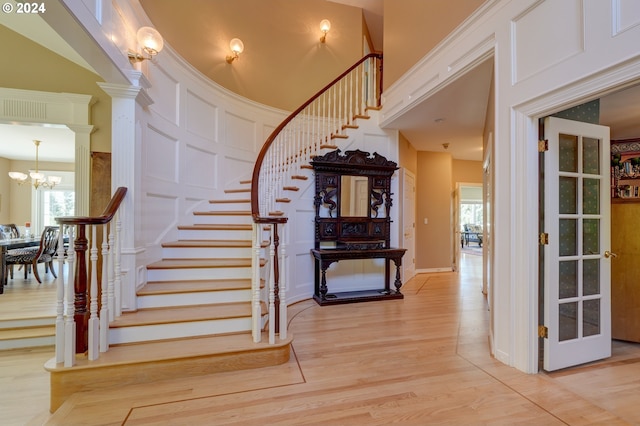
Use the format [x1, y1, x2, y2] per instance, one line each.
[73, 224, 89, 353]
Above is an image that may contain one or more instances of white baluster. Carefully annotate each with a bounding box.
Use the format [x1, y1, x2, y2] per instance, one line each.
[55, 225, 66, 363]
[88, 225, 99, 360]
[100, 225, 110, 352]
[268, 227, 276, 344]
[252, 223, 262, 342]
[114, 212, 122, 318]
[64, 227, 76, 367]
[279, 224, 287, 340]
[107, 224, 115, 322]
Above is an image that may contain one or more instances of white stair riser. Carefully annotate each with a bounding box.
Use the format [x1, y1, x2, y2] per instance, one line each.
[0, 335, 55, 350]
[208, 201, 251, 212]
[162, 246, 251, 259]
[178, 229, 252, 240]
[137, 289, 252, 309]
[193, 215, 252, 225]
[147, 266, 252, 282]
[0, 317, 55, 329]
[109, 317, 253, 345]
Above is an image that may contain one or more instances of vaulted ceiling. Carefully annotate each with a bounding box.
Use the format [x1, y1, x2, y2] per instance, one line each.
[2, 0, 640, 164]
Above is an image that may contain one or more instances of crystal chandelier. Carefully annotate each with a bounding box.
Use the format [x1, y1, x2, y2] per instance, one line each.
[8, 140, 62, 189]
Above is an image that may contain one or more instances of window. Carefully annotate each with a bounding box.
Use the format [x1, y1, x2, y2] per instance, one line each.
[31, 171, 74, 234]
[460, 202, 483, 227]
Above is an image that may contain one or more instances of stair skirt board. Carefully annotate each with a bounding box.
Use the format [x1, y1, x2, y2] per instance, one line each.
[137, 288, 252, 308]
[161, 246, 252, 259]
[0, 335, 55, 350]
[178, 229, 253, 240]
[46, 334, 292, 413]
[109, 316, 259, 345]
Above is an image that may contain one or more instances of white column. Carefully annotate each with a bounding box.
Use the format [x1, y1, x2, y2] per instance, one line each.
[97, 82, 149, 311]
[66, 124, 93, 216]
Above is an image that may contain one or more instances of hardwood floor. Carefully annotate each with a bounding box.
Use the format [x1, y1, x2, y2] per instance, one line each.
[2, 254, 640, 425]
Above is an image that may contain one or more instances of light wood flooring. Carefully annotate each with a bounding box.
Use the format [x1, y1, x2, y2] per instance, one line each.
[2, 254, 640, 425]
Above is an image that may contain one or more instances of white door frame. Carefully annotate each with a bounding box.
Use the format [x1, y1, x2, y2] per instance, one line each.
[402, 169, 416, 281]
[512, 62, 640, 373]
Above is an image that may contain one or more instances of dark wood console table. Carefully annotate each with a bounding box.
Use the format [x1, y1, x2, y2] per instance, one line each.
[311, 247, 406, 305]
[310, 149, 406, 306]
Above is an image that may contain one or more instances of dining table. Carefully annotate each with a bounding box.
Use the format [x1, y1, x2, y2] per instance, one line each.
[0, 237, 41, 293]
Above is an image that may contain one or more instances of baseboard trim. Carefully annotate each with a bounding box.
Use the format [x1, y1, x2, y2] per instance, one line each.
[416, 267, 454, 274]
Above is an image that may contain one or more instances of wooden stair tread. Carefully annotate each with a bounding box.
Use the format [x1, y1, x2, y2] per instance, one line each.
[110, 302, 255, 328]
[224, 188, 250, 193]
[45, 331, 292, 371]
[0, 325, 55, 340]
[177, 224, 252, 230]
[193, 210, 250, 216]
[161, 240, 251, 248]
[147, 258, 258, 269]
[138, 278, 254, 295]
[209, 199, 250, 204]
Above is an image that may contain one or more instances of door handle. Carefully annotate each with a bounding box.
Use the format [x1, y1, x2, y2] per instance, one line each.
[604, 250, 618, 259]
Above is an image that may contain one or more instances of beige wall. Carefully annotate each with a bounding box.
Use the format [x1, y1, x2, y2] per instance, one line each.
[0, 25, 111, 154]
[415, 151, 452, 270]
[452, 160, 483, 184]
[398, 132, 417, 175]
[0, 25, 112, 227]
[3, 160, 74, 227]
[383, 0, 485, 89]
[140, 0, 366, 111]
[0, 157, 9, 224]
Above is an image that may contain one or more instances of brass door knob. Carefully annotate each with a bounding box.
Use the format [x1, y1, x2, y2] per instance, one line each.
[604, 250, 618, 259]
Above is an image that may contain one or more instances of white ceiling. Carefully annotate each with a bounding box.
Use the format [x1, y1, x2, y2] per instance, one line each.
[0, 123, 75, 162]
[3, 1, 640, 165]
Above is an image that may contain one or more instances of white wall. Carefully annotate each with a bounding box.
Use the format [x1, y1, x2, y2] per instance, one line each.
[57, 0, 402, 307]
[381, 0, 640, 373]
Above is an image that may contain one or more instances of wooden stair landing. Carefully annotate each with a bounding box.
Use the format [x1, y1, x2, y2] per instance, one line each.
[45, 331, 293, 412]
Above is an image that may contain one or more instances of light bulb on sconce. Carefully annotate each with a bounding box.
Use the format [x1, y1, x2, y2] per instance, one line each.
[319, 19, 331, 43]
[128, 26, 164, 62]
[226, 38, 244, 64]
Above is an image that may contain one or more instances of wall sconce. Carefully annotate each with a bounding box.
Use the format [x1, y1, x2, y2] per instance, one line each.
[226, 38, 244, 64]
[128, 26, 164, 63]
[319, 19, 331, 43]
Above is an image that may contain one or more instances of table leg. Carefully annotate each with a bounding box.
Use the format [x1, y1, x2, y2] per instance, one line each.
[392, 257, 403, 293]
[1, 247, 6, 293]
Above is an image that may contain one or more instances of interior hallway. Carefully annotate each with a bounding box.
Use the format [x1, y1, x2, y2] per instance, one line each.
[1, 253, 640, 425]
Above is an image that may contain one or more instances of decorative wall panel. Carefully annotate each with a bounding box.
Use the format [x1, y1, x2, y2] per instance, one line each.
[147, 66, 179, 125]
[222, 155, 254, 187]
[142, 192, 178, 245]
[184, 144, 217, 189]
[613, 0, 640, 35]
[512, 0, 584, 84]
[145, 125, 178, 182]
[225, 112, 257, 152]
[186, 90, 217, 142]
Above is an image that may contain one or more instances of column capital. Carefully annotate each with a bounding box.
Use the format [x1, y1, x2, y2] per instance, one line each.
[97, 82, 154, 107]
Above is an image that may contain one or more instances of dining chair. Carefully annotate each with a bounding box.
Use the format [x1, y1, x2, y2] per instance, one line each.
[1, 223, 20, 239]
[5, 226, 60, 283]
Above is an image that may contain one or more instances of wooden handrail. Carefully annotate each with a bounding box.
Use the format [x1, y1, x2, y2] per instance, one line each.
[56, 187, 127, 225]
[55, 186, 127, 356]
[250, 53, 383, 219]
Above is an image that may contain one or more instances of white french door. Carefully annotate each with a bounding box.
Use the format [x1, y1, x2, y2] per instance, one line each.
[543, 116, 611, 371]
